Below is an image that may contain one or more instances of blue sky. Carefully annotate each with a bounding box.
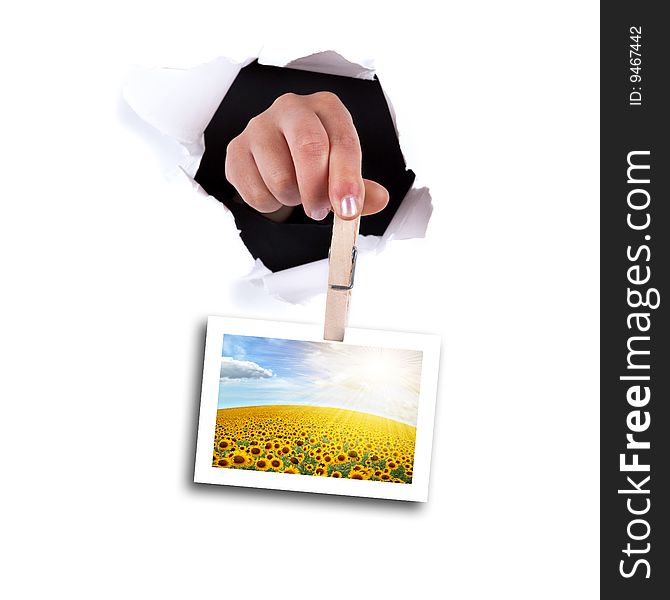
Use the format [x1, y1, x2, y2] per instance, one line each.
[218, 334, 423, 426]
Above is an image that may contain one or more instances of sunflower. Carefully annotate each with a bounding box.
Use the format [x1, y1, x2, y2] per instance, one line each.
[283, 467, 300, 475]
[218, 439, 233, 451]
[215, 458, 232, 468]
[331, 471, 342, 478]
[212, 405, 417, 483]
[230, 452, 251, 467]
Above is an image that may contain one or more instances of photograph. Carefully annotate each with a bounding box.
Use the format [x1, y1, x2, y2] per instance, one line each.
[214, 334, 421, 481]
[195, 317, 440, 501]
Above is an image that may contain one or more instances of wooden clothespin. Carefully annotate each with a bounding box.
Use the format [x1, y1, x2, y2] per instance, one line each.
[324, 214, 360, 342]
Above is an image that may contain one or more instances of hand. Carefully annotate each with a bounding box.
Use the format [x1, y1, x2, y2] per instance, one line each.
[225, 91, 389, 222]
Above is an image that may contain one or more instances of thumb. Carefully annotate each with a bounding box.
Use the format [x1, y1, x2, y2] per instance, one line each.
[360, 179, 389, 216]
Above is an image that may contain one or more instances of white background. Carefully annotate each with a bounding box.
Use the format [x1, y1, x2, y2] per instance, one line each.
[0, 2, 599, 598]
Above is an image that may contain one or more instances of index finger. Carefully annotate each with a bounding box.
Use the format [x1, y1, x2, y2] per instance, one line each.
[310, 92, 364, 220]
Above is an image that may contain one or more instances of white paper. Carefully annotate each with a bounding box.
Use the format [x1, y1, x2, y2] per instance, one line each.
[122, 48, 433, 303]
[279, 50, 376, 80]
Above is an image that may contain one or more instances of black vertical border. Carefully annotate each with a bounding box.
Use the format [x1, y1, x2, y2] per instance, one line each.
[601, 2, 669, 596]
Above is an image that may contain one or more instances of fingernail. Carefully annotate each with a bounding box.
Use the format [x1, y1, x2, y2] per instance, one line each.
[339, 195, 359, 218]
[311, 207, 330, 221]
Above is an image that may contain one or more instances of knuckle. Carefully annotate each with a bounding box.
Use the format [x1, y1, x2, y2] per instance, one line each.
[244, 190, 275, 212]
[266, 170, 296, 197]
[272, 92, 299, 109]
[295, 134, 329, 160]
[312, 90, 341, 106]
[225, 136, 242, 157]
[329, 130, 359, 150]
[244, 114, 265, 134]
[224, 160, 235, 183]
[224, 140, 244, 180]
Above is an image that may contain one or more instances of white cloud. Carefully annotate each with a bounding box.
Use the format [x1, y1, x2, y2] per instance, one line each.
[220, 357, 273, 379]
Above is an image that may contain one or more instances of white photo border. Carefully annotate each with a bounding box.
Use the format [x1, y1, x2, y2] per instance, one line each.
[194, 316, 441, 502]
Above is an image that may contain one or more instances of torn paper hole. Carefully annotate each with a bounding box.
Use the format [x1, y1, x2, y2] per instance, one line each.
[122, 50, 433, 304]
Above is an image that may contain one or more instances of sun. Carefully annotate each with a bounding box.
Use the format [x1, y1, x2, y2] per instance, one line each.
[304, 346, 423, 424]
[340, 347, 422, 394]
[362, 351, 399, 381]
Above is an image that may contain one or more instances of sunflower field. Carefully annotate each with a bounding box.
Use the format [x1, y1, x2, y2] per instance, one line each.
[212, 405, 416, 483]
